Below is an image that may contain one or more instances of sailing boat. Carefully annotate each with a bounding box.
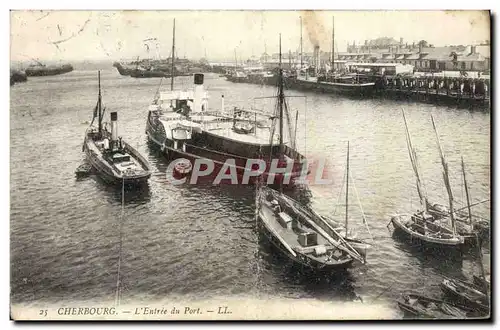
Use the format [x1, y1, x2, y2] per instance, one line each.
[255, 38, 366, 269]
[256, 184, 366, 270]
[426, 156, 490, 241]
[83, 71, 152, 185]
[313, 141, 373, 259]
[145, 23, 307, 186]
[389, 111, 464, 248]
[439, 156, 490, 317]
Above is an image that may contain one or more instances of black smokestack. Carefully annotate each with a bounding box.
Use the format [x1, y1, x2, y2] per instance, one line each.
[194, 73, 204, 85]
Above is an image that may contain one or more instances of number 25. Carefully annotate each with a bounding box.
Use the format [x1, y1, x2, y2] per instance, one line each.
[39, 309, 47, 317]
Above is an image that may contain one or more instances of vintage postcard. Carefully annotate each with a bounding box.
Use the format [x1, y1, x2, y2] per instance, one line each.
[10, 10, 491, 321]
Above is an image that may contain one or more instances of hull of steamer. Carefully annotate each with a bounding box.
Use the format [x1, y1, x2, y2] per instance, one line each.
[145, 126, 304, 186]
[145, 97, 307, 186]
[316, 81, 376, 96]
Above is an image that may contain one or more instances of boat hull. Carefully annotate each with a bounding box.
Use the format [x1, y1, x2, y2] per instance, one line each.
[390, 215, 464, 249]
[83, 133, 151, 186]
[257, 217, 354, 271]
[145, 114, 306, 187]
[130, 70, 166, 78]
[226, 76, 247, 83]
[146, 131, 302, 187]
[397, 293, 468, 319]
[440, 279, 489, 316]
[25, 65, 73, 77]
[316, 81, 376, 96]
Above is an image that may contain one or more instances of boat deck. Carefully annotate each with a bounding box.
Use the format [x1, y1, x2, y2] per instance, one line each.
[207, 126, 282, 145]
[259, 200, 348, 263]
[87, 136, 148, 178]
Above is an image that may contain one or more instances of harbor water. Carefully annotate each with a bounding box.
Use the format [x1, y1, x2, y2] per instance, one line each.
[10, 69, 491, 315]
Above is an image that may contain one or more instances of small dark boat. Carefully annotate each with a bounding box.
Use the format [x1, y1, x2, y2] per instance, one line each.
[440, 278, 489, 316]
[10, 69, 27, 85]
[257, 186, 365, 271]
[397, 292, 468, 319]
[83, 71, 151, 186]
[75, 163, 93, 177]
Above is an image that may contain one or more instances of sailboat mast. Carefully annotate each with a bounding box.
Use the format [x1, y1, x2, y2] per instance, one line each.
[331, 16, 335, 70]
[278, 34, 284, 157]
[431, 115, 457, 236]
[170, 18, 176, 91]
[98, 70, 102, 136]
[300, 16, 303, 69]
[402, 110, 427, 209]
[461, 156, 473, 226]
[234, 49, 237, 69]
[345, 141, 349, 238]
[462, 156, 489, 300]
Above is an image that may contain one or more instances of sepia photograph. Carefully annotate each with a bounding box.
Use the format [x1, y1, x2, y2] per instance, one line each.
[9, 9, 491, 321]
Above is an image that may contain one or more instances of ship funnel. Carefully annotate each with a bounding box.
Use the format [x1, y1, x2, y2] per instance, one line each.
[193, 73, 205, 112]
[110, 112, 118, 148]
[314, 45, 320, 75]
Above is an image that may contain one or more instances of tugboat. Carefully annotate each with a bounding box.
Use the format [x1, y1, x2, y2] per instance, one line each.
[83, 71, 151, 185]
[145, 27, 307, 186]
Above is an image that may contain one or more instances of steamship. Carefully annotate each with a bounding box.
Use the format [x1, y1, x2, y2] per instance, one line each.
[291, 45, 376, 96]
[145, 26, 306, 186]
[145, 71, 305, 185]
[83, 71, 152, 185]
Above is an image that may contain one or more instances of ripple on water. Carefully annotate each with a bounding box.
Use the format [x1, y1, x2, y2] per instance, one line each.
[10, 70, 490, 314]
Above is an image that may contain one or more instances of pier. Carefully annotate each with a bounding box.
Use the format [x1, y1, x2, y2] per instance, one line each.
[211, 68, 490, 108]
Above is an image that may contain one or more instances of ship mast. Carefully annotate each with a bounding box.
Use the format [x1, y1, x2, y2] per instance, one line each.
[234, 49, 238, 69]
[300, 17, 303, 70]
[331, 16, 335, 70]
[278, 34, 284, 158]
[345, 140, 349, 238]
[461, 156, 473, 226]
[98, 70, 102, 137]
[431, 115, 457, 237]
[170, 18, 176, 91]
[462, 156, 489, 301]
[403, 110, 427, 210]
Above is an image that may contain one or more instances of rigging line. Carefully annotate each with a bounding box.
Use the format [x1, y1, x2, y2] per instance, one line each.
[349, 169, 374, 243]
[115, 177, 125, 307]
[332, 164, 347, 217]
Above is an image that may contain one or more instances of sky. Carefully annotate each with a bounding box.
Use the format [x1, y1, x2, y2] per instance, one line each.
[10, 10, 490, 62]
